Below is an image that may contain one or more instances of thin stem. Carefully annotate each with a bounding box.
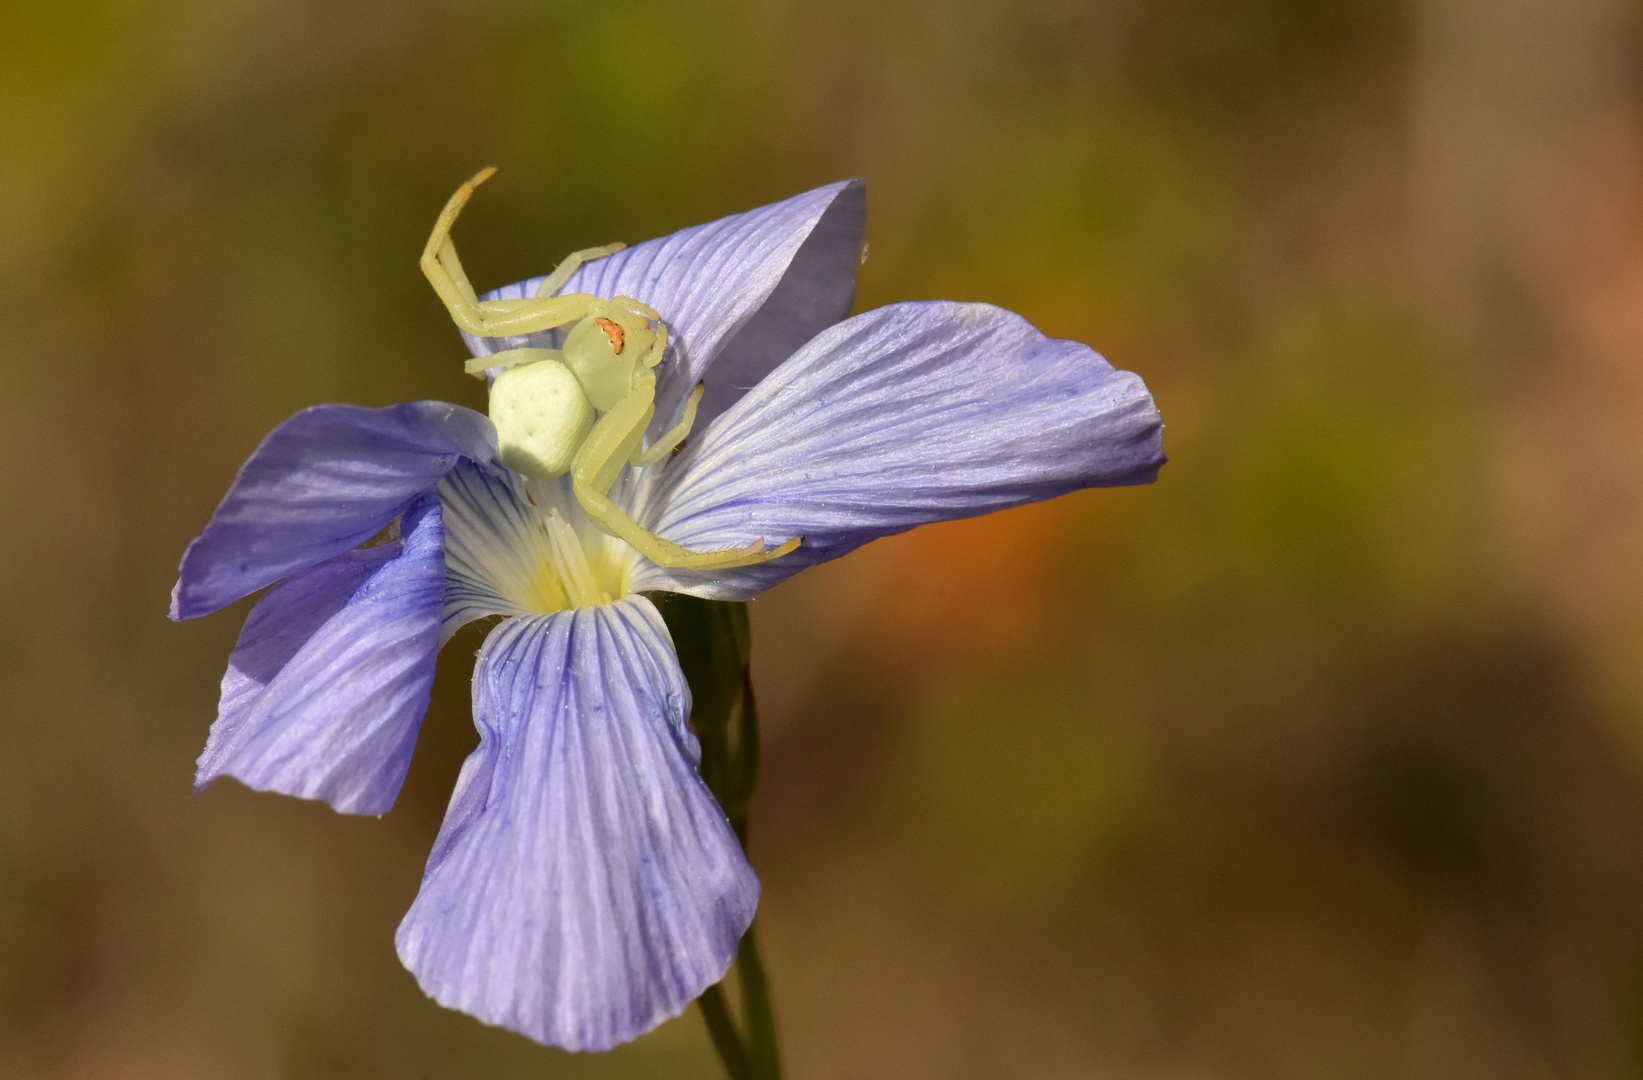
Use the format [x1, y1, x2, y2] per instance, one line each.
[698, 985, 752, 1080]
[650, 593, 785, 1080]
[737, 924, 782, 1080]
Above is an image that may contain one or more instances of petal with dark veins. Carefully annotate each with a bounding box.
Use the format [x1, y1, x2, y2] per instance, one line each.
[172, 401, 494, 620]
[635, 300, 1166, 599]
[396, 598, 755, 1052]
[195, 496, 445, 815]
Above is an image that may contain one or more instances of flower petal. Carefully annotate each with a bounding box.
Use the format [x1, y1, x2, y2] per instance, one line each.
[464, 180, 866, 437]
[635, 300, 1166, 598]
[171, 401, 494, 621]
[195, 496, 446, 815]
[437, 458, 548, 643]
[438, 459, 639, 643]
[395, 599, 756, 1052]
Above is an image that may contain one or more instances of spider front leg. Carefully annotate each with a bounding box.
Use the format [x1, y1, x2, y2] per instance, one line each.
[572, 372, 798, 570]
[536, 243, 627, 300]
[421, 168, 620, 338]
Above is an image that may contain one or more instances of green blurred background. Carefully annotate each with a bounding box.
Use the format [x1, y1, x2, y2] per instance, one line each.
[6, 0, 1643, 1075]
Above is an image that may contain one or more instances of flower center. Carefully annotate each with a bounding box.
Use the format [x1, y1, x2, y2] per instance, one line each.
[535, 492, 624, 609]
[440, 460, 633, 616]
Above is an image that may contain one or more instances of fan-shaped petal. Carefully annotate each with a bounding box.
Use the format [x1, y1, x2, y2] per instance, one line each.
[172, 401, 494, 620]
[195, 496, 445, 815]
[395, 599, 755, 1051]
[635, 300, 1166, 598]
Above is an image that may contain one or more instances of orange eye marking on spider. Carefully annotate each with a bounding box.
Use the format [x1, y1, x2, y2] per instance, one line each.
[596, 317, 625, 354]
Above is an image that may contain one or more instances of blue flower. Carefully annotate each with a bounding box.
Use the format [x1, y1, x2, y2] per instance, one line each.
[171, 180, 1166, 1051]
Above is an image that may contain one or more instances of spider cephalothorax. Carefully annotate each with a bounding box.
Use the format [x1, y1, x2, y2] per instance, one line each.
[421, 169, 798, 571]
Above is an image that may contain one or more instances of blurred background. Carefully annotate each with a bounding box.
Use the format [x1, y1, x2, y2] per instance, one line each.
[5, 0, 1643, 1075]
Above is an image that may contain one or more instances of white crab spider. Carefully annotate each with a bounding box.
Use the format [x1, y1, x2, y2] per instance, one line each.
[421, 168, 799, 571]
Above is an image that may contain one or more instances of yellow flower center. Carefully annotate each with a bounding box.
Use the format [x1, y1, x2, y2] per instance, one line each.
[439, 463, 632, 616]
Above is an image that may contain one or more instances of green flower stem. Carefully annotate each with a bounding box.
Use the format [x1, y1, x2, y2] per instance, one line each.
[736, 924, 781, 1080]
[651, 593, 784, 1080]
[696, 985, 752, 1080]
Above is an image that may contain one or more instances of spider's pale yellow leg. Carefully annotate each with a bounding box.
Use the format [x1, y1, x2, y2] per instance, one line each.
[580, 378, 654, 491]
[615, 296, 668, 370]
[619, 296, 663, 323]
[421, 170, 610, 339]
[421, 168, 494, 320]
[462, 347, 563, 376]
[535, 243, 626, 300]
[631, 381, 703, 466]
[572, 378, 798, 569]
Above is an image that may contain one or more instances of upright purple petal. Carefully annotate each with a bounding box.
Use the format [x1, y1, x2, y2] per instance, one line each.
[195, 497, 445, 815]
[395, 599, 756, 1052]
[172, 401, 494, 620]
[464, 180, 866, 436]
[635, 300, 1166, 598]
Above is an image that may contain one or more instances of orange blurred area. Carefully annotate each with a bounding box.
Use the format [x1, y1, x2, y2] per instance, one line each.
[852, 499, 1078, 666]
[6, 0, 1643, 1077]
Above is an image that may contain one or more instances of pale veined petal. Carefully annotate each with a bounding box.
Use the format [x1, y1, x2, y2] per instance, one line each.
[438, 459, 638, 642]
[438, 458, 555, 642]
[634, 300, 1166, 598]
[195, 496, 445, 815]
[395, 599, 755, 1052]
[172, 402, 494, 620]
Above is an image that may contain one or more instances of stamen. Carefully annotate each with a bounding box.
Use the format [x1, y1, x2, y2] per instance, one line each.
[441, 463, 631, 618]
[542, 508, 612, 608]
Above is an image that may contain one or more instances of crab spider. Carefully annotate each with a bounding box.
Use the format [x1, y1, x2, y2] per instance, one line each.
[422, 169, 799, 571]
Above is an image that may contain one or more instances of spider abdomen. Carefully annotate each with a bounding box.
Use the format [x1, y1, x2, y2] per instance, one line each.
[490, 358, 596, 478]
